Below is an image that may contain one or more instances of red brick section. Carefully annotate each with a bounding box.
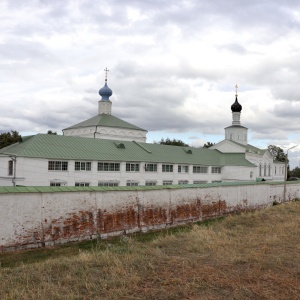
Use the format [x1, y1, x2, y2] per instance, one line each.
[1, 198, 248, 252]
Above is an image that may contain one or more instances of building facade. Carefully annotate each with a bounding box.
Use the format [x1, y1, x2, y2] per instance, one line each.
[63, 78, 147, 142]
[211, 88, 285, 181]
[0, 82, 285, 186]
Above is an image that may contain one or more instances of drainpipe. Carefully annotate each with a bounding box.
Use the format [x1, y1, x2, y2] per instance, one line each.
[94, 125, 98, 138]
[10, 156, 17, 187]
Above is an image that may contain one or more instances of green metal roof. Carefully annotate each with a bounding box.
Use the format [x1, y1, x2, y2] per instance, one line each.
[230, 140, 267, 154]
[0, 134, 255, 167]
[0, 180, 290, 194]
[63, 113, 147, 132]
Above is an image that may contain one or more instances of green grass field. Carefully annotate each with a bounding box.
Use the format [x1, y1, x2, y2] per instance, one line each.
[1, 201, 299, 299]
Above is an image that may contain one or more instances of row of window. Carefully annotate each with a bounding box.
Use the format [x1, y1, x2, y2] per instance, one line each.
[48, 161, 222, 174]
[50, 180, 212, 187]
[258, 164, 284, 177]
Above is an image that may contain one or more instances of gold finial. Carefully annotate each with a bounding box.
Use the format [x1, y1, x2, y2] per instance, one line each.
[104, 67, 109, 82]
[235, 83, 238, 96]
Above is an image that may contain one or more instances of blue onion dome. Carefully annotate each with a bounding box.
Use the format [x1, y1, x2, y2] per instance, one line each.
[231, 95, 242, 112]
[99, 82, 113, 101]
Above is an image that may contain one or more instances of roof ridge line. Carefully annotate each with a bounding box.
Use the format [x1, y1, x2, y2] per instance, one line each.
[132, 141, 152, 153]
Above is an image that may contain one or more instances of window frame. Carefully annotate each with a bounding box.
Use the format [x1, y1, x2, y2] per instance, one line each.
[162, 164, 173, 172]
[98, 162, 120, 172]
[75, 161, 91, 171]
[145, 163, 157, 172]
[193, 180, 207, 184]
[193, 166, 208, 173]
[50, 182, 61, 186]
[145, 181, 157, 186]
[178, 165, 189, 173]
[126, 163, 140, 172]
[8, 160, 13, 176]
[98, 181, 119, 187]
[162, 180, 173, 185]
[126, 181, 139, 186]
[211, 166, 221, 174]
[178, 180, 189, 185]
[75, 182, 90, 187]
[48, 161, 68, 171]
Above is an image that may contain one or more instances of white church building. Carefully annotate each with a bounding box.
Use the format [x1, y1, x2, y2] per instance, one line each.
[0, 76, 285, 187]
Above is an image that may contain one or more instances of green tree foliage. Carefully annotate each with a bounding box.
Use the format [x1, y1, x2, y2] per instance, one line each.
[203, 142, 215, 148]
[47, 130, 57, 135]
[268, 145, 286, 162]
[155, 138, 189, 147]
[289, 166, 300, 178]
[0, 131, 21, 149]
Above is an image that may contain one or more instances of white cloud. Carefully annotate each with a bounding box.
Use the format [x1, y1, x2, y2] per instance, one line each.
[1, 0, 300, 167]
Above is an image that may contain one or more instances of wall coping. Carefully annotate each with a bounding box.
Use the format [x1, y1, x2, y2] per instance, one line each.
[0, 180, 297, 194]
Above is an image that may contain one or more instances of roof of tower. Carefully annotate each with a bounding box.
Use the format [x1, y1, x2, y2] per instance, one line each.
[231, 95, 242, 112]
[99, 82, 113, 101]
[63, 113, 147, 132]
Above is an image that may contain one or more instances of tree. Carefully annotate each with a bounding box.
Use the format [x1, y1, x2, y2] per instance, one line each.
[0, 131, 21, 149]
[47, 130, 57, 135]
[155, 138, 189, 147]
[289, 166, 300, 178]
[203, 142, 215, 148]
[267, 145, 286, 162]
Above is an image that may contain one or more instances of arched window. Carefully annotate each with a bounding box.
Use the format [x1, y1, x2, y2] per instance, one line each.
[268, 164, 271, 176]
[259, 163, 262, 177]
[264, 164, 267, 176]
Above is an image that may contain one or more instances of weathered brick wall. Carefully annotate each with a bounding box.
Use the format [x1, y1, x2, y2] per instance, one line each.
[0, 182, 299, 251]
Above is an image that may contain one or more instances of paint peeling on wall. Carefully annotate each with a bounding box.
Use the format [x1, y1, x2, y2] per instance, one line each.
[1, 183, 299, 252]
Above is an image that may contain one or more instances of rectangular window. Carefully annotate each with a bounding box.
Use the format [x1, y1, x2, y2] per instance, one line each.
[126, 181, 139, 186]
[163, 180, 173, 185]
[48, 161, 68, 171]
[98, 162, 120, 171]
[178, 165, 189, 173]
[8, 160, 13, 176]
[162, 164, 173, 172]
[145, 181, 157, 186]
[211, 167, 221, 174]
[98, 181, 119, 187]
[145, 164, 157, 172]
[126, 163, 140, 172]
[193, 181, 207, 184]
[193, 166, 208, 173]
[75, 182, 90, 187]
[50, 182, 61, 186]
[212, 180, 222, 183]
[75, 161, 91, 171]
[178, 180, 189, 185]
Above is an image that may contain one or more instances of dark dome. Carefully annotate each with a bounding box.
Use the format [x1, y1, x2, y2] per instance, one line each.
[231, 96, 242, 112]
[99, 82, 113, 101]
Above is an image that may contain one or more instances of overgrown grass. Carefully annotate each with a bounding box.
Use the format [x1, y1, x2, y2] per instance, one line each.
[1, 202, 300, 299]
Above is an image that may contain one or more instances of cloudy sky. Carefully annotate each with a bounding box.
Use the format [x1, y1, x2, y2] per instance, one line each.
[1, 0, 300, 167]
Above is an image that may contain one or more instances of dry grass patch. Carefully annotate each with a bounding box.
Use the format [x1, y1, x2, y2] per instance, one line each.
[1, 202, 300, 299]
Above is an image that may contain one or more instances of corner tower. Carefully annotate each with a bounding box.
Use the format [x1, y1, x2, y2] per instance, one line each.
[224, 84, 248, 145]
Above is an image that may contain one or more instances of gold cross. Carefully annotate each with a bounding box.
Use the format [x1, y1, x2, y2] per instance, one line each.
[104, 67, 109, 81]
[235, 83, 238, 96]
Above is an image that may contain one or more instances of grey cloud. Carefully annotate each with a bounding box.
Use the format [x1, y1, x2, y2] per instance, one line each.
[220, 44, 247, 55]
[273, 102, 300, 118]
